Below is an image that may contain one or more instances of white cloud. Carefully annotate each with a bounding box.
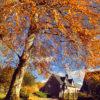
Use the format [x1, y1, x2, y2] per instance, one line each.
[57, 72, 65, 76]
[40, 79, 48, 83]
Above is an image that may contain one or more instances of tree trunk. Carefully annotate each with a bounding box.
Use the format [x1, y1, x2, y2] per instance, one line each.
[5, 23, 34, 100]
[5, 52, 29, 100]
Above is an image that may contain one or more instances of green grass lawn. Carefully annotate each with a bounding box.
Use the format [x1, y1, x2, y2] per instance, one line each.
[0, 93, 5, 100]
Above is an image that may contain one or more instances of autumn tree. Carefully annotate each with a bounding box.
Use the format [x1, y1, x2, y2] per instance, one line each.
[0, 67, 14, 92]
[80, 71, 100, 99]
[0, 67, 35, 92]
[0, 0, 99, 100]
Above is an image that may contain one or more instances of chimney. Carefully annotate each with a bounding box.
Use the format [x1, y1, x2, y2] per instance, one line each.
[65, 74, 68, 79]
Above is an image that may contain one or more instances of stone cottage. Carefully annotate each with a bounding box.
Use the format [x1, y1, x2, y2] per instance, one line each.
[40, 74, 78, 99]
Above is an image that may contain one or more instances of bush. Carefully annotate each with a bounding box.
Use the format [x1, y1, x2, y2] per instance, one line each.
[22, 72, 35, 86]
[0, 92, 5, 100]
[0, 67, 36, 93]
[20, 87, 30, 99]
[0, 67, 14, 92]
[0, 85, 5, 93]
[78, 92, 92, 98]
[34, 91, 47, 98]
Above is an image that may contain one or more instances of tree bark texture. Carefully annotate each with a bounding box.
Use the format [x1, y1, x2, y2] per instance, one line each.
[5, 52, 29, 100]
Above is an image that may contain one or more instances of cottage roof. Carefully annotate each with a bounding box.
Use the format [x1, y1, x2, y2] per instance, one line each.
[68, 79, 73, 84]
[51, 74, 63, 84]
[51, 74, 74, 86]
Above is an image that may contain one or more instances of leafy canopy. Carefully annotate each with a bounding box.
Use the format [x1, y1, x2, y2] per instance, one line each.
[0, 0, 99, 74]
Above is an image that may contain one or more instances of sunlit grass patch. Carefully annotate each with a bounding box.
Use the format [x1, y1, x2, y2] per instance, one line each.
[0, 92, 5, 100]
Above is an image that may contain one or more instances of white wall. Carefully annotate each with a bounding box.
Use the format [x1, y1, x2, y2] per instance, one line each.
[65, 87, 79, 93]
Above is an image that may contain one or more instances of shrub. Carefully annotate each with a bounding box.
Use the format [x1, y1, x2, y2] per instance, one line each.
[20, 87, 30, 99]
[22, 72, 35, 86]
[0, 92, 6, 100]
[34, 91, 47, 98]
[78, 92, 91, 98]
[0, 85, 5, 93]
[0, 67, 36, 93]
